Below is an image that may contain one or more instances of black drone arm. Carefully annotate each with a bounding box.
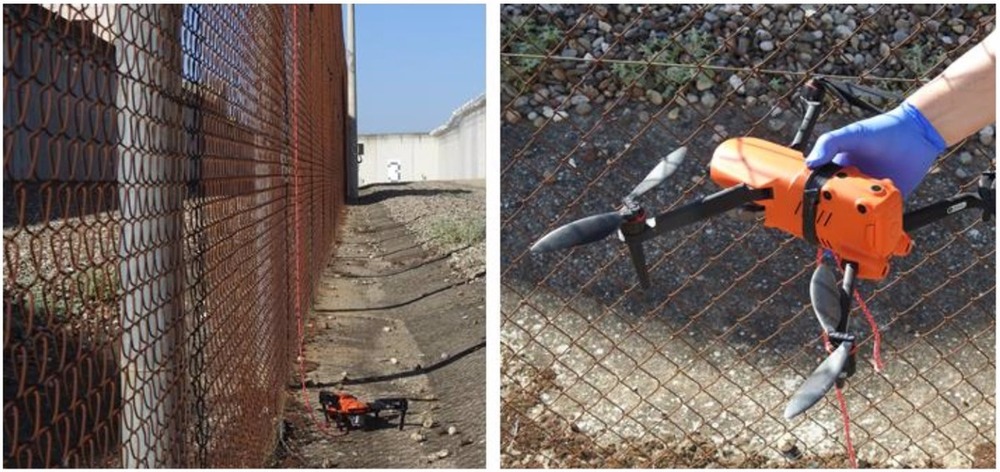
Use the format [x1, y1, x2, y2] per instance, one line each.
[790, 79, 826, 152]
[636, 184, 774, 243]
[904, 171, 995, 232]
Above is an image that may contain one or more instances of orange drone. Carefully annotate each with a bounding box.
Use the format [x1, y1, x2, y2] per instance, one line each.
[531, 78, 994, 418]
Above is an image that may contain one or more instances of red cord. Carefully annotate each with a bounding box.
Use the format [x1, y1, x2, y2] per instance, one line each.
[816, 249, 868, 468]
[834, 385, 858, 468]
[854, 291, 884, 372]
[825, 252, 882, 368]
[289, 5, 339, 438]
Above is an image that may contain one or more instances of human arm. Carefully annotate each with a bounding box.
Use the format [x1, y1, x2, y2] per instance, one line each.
[806, 30, 997, 197]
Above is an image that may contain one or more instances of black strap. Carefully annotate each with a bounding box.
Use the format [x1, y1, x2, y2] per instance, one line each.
[802, 163, 841, 245]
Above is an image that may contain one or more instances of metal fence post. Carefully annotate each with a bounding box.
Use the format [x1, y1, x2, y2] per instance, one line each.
[346, 4, 359, 200]
[115, 4, 185, 467]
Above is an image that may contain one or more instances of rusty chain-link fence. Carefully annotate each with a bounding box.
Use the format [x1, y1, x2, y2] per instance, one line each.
[501, 4, 995, 468]
[4, 4, 346, 467]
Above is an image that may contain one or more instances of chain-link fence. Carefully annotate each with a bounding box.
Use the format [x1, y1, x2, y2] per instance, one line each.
[3, 4, 346, 467]
[501, 4, 995, 468]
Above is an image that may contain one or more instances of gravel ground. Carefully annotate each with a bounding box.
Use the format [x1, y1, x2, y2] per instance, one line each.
[376, 180, 486, 280]
[278, 181, 485, 468]
[501, 4, 995, 468]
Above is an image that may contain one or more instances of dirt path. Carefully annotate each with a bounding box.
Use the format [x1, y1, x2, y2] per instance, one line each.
[277, 183, 485, 468]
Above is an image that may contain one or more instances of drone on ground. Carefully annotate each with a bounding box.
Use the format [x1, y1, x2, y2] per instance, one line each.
[531, 77, 995, 419]
[318, 390, 409, 432]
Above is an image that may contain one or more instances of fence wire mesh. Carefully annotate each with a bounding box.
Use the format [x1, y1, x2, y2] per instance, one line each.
[501, 4, 995, 468]
[3, 4, 346, 467]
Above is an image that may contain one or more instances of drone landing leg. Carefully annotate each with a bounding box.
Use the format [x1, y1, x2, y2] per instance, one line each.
[836, 262, 859, 382]
[625, 238, 651, 289]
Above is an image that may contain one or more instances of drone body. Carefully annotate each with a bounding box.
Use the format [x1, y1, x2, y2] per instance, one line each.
[318, 390, 409, 432]
[711, 137, 912, 280]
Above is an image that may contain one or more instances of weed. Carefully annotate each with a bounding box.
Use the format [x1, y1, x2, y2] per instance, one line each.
[428, 218, 486, 247]
[502, 16, 563, 86]
[900, 42, 944, 78]
[611, 62, 645, 86]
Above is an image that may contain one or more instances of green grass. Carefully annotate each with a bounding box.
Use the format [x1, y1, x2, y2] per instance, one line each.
[612, 30, 718, 94]
[428, 218, 486, 247]
[502, 16, 563, 89]
[900, 42, 944, 78]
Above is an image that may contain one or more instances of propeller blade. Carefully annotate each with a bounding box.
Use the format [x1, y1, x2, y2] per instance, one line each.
[530, 211, 624, 253]
[626, 147, 687, 200]
[810, 264, 842, 334]
[784, 341, 852, 419]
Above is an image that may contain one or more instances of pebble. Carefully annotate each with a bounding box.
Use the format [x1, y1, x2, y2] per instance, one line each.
[646, 89, 664, 105]
[411, 432, 427, 442]
[638, 110, 651, 123]
[598, 20, 612, 33]
[700, 92, 718, 108]
[978, 125, 994, 146]
[780, 439, 802, 460]
[696, 75, 714, 91]
[504, 110, 521, 124]
[574, 102, 593, 115]
[447, 426, 458, 435]
[727, 74, 745, 94]
[958, 152, 973, 165]
[667, 107, 681, 120]
[541, 107, 555, 119]
[759, 40, 775, 52]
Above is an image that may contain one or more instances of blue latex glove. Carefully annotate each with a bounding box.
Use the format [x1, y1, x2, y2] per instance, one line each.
[805, 101, 947, 198]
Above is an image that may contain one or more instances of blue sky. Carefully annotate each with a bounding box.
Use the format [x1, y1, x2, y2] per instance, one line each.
[349, 4, 485, 134]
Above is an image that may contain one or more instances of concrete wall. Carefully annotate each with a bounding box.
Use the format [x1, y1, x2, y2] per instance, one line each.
[358, 95, 485, 185]
[357, 133, 438, 184]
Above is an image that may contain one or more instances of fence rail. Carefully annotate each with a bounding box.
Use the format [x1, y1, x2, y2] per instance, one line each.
[501, 4, 995, 468]
[3, 4, 346, 467]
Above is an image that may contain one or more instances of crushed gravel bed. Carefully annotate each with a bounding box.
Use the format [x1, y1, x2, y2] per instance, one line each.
[372, 180, 486, 280]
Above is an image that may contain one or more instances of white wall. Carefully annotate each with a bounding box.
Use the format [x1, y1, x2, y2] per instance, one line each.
[358, 95, 485, 185]
[357, 133, 438, 184]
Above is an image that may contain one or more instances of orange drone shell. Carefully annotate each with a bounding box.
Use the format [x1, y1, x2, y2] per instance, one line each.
[710, 137, 911, 280]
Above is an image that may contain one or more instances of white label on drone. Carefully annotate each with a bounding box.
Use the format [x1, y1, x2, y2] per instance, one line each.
[946, 202, 967, 214]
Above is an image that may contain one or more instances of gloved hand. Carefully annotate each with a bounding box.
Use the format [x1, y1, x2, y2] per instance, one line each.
[805, 101, 947, 198]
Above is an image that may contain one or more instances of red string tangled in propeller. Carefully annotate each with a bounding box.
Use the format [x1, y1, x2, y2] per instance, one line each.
[814, 248, 887, 468]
